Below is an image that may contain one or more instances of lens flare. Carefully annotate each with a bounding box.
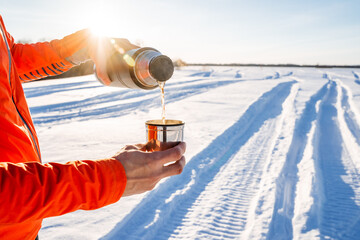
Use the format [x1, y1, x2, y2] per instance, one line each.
[123, 54, 135, 67]
[111, 40, 126, 54]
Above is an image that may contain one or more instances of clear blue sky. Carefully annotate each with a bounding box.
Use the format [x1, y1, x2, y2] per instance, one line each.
[1, 0, 360, 65]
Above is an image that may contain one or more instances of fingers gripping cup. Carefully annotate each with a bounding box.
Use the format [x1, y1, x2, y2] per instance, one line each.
[146, 120, 184, 151]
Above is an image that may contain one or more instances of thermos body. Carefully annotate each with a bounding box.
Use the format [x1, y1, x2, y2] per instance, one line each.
[96, 47, 174, 89]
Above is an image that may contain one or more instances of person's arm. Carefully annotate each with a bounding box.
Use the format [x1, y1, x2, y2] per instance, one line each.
[0, 142, 186, 224]
[8, 29, 92, 82]
[0, 158, 126, 224]
[8, 28, 137, 83]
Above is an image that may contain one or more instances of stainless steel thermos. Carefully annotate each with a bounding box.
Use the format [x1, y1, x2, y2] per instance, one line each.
[96, 47, 174, 89]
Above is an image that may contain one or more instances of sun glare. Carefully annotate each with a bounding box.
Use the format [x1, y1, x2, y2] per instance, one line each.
[78, 3, 117, 38]
[90, 25, 109, 38]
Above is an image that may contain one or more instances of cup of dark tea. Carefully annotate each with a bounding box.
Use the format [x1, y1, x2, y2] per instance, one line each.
[145, 119, 184, 151]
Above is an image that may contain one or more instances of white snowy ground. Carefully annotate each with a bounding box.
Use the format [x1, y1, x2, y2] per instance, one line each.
[23, 66, 360, 240]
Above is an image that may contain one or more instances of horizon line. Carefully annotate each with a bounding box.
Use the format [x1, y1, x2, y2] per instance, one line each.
[186, 63, 360, 68]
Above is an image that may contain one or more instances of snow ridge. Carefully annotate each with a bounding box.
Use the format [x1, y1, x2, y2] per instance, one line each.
[267, 81, 329, 239]
[312, 80, 360, 239]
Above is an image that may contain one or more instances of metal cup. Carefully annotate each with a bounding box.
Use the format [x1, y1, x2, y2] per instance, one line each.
[145, 119, 184, 151]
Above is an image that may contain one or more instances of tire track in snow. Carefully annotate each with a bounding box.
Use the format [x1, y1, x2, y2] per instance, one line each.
[340, 84, 360, 146]
[267, 82, 329, 240]
[101, 81, 296, 240]
[24, 81, 99, 98]
[27, 69, 289, 118]
[170, 83, 298, 239]
[24, 70, 214, 100]
[28, 75, 229, 114]
[188, 70, 213, 77]
[31, 79, 242, 125]
[312, 80, 360, 239]
[30, 69, 290, 125]
[337, 83, 360, 178]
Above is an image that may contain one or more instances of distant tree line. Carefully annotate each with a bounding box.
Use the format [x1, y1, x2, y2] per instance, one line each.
[188, 63, 360, 69]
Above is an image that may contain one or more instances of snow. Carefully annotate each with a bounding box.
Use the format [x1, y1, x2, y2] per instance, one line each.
[22, 66, 360, 239]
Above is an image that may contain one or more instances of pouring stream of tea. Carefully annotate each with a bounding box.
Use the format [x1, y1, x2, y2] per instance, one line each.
[158, 81, 166, 124]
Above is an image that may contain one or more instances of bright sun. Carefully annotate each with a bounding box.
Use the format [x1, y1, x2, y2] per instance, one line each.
[78, 3, 118, 38]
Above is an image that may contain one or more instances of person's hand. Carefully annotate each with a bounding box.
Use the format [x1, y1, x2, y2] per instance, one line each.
[62, 29, 139, 84]
[143, 139, 180, 152]
[90, 36, 139, 85]
[112, 142, 186, 196]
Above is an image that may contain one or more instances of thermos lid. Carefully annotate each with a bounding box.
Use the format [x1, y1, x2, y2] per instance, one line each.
[149, 55, 174, 82]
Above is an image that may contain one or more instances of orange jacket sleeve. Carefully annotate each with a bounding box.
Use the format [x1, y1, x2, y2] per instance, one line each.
[0, 158, 126, 224]
[8, 29, 92, 82]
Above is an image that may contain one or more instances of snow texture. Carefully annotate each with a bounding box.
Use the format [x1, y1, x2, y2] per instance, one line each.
[23, 66, 360, 240]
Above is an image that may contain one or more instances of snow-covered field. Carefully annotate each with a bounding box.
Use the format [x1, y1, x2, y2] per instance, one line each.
[24, 66, 360, 240]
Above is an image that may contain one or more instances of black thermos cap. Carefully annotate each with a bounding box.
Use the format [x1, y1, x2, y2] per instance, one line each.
[149, 55, 174, 82]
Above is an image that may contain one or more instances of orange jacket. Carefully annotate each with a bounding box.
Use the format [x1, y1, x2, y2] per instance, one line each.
[0, 15, 126, 240]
